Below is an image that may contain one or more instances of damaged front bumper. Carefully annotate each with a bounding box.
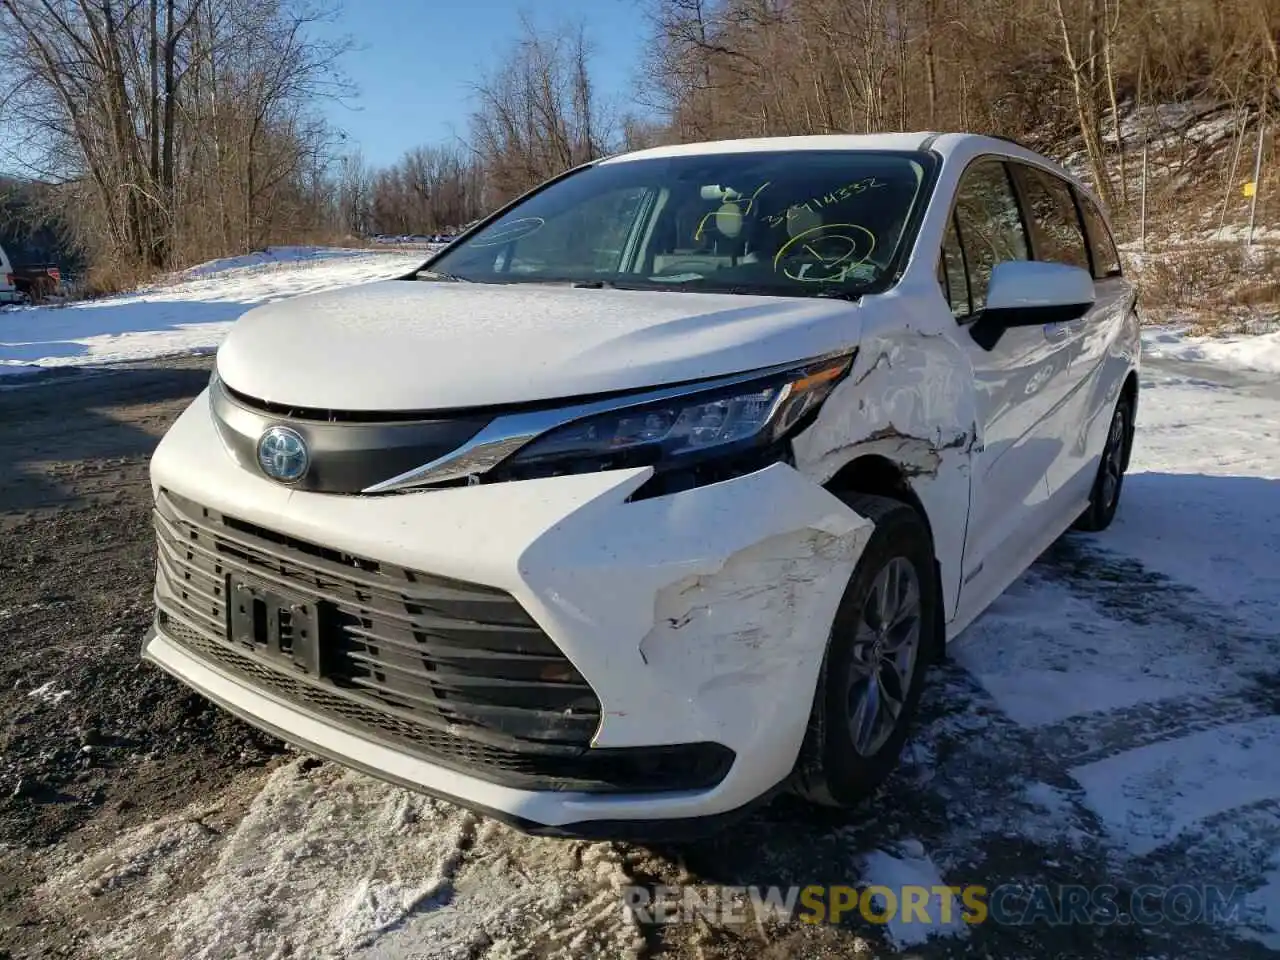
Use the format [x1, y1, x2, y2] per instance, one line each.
[143, 389, 873, 835]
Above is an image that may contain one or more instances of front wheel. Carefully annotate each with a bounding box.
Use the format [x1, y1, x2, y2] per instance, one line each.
[793, 493, 939, 808]
[1073, 395, 1132, 532]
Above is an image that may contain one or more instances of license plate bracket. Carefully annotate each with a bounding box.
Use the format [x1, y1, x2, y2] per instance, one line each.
[227, 573, 324, 677]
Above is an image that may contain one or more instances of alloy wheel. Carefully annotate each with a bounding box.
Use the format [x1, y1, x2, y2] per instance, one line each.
[1100, 405, 1127, 510]
[845, 556, 923, 757]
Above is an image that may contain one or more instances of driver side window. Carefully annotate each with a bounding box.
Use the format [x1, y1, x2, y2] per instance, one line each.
[504, 186, 650, 275]
[949, 160, 1030, 318]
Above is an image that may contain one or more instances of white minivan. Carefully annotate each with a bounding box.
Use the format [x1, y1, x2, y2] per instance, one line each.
[145, 133, 1139, 839]
[0, 242, 20, 304]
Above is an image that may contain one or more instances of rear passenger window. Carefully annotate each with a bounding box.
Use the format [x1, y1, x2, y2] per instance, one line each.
[1077, 194, 1123, 278]
[1015, 166, 1090, 271]
[952, 160, 1029, 315]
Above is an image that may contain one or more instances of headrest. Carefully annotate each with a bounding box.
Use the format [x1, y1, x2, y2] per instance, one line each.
[712, 202, 744, 239]
[786, 205, 823, 239]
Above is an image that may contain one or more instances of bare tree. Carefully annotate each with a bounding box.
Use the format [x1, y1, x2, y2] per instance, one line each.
[0, 0, 352, 272]
[468, 16, 614, 204]
[637, 0, 1277, 229]
[1053, 0, 1115, 206]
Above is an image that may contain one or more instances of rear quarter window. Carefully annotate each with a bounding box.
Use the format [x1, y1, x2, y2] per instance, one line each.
[1075, 192, 1123, 278]
[1014, 165, 1091, 271]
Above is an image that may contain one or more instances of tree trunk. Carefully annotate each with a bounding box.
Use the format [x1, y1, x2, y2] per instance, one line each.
[1054, 0, 1115, 207]
[924, 0, 937, 126]
[149, 0, 160, 187]
[1102, 0, 1127, 207]
[160, 0, 181, 263]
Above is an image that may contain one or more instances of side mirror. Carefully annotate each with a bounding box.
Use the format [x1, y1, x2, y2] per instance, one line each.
[970, 260, 1096, 350]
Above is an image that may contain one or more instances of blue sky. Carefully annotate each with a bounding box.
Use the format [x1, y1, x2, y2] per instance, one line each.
[314, 0, 653, 168]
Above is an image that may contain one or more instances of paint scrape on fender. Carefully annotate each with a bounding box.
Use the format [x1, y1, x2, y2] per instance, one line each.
[805, 423, 974, 481]
[792, 334, 977, 486]
[790, 329, 978, 618]
[638, 520, 873, 695]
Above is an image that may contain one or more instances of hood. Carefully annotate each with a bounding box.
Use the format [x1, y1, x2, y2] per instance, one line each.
[214, 280, 864, 411]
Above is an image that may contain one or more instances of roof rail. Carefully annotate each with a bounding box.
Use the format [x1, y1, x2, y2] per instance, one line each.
[985, 133, 1037, 151]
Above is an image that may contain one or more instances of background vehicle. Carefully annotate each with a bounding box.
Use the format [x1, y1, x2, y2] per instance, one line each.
[0, 242, 15, 304]
[0, 240, 61, 304]
[144, 132, 1139, 839]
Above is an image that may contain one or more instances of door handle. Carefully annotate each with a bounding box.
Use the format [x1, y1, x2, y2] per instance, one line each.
[1042, 322, 1071, 343]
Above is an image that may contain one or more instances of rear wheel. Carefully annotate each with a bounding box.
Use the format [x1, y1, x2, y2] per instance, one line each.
[793, 493, 939, 808]
[1073, 395, 1132, 532]
[30, 278, 53, 303]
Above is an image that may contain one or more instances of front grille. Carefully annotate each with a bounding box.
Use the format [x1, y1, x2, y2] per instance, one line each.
[152, 489, 734, 793]
[220, 381, 438, 423]
[209, 378, 490, 494]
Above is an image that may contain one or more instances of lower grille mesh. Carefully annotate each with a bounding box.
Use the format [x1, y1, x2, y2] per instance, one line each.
[152, 489, 733, 793]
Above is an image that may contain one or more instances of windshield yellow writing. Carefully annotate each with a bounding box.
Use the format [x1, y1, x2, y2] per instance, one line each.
[773, 223, 877, 283]
[763, 177, 886, 229]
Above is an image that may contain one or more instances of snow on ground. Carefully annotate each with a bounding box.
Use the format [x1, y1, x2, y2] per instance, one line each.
[1103, 365, 1280, 631]
[26, 680, 73, 706]
[1143, 326, 1280, 376]
[1245, 870, 1280, 951]
[949, 356, 1280, 948]
[0, 246, 428, 374]
[0, 363, 43, 377]
[856, 843, 968, 947]
[1073, 718, 1280, 857]
[41, 759, 644, 960]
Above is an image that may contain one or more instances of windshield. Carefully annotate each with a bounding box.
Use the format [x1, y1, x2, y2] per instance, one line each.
[425, 150, 935, 298]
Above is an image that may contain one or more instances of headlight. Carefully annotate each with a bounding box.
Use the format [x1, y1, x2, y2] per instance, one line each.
[490, 352, 855, 491]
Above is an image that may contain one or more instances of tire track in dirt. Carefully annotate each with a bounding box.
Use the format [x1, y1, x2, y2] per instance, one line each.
[0, 359, 286, 959]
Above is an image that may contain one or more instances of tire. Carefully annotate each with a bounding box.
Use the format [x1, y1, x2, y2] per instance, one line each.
[793, 493, 940, 808]
[1073, 395, 1132, 533]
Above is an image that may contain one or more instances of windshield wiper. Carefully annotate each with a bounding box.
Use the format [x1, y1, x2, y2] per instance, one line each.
[684, 283, 866, 301]
[415, 270, 473, 282]
[572, 279, 648, 290]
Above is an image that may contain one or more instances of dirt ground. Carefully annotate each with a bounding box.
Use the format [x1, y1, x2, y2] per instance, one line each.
[1, 358, 1275, 960]
[0, 359, 284, 957]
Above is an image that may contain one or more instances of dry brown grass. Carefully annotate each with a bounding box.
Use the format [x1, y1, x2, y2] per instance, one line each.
[1124, 239, 1280, 335]
[70, 259, 164, 301]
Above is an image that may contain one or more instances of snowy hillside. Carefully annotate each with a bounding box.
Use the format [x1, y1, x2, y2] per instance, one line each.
[0, 247, 428, 377]
[1144, 327, 1280, 375]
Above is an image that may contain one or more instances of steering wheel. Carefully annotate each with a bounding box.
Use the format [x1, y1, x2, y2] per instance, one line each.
[774, 224, 876, 282]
